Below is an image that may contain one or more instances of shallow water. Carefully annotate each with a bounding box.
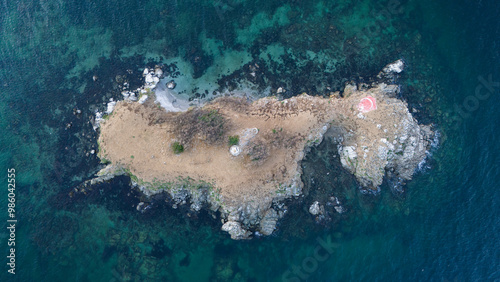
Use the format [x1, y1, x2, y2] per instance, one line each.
[0, 0, 498, 281]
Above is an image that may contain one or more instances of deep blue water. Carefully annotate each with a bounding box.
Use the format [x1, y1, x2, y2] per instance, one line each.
[0, 0, 499, 281]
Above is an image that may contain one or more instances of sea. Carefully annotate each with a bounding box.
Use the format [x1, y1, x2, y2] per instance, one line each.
[0, 0, 498, 281]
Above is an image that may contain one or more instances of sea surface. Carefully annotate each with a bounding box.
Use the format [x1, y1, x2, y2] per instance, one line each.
[0, 0, 498, 281]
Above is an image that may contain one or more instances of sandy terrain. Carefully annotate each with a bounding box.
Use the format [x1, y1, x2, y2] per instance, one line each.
[99, 94, 341, 204]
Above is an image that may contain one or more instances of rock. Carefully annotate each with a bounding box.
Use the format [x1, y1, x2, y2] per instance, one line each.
[145, 73, 154, 84]
[128, 93, 138, 101]
[343, 83, 357, 97]
[221, 221, 251, 240]
[309, 201, 321, 215]
[340, 146, 357, 170]
[259, 209, 278, 235]
[138, 95, 148, 104]
[106, 101, 117, 114]
[166, 80, 176, 90]
[383, 59, 404, 74]
[93, 111, 104, 130]
[121, 91, 131, 99]
[378, 59, 405, 80]
[88, 164, 127, 186]
[379, 83, 400, 95]
[334, 205, 344, 214]
[154, 67, 163, 78]
[143, 68, 149, 76]
[136, 202, 144, 211]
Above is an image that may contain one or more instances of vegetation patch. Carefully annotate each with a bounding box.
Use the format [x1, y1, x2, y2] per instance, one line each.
[172, 142, 184, 154]
[228, 135, 239, 146]
[173, 108, 228, 147]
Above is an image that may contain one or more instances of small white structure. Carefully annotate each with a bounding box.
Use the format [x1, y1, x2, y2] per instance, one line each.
[230, 145, 241, 156]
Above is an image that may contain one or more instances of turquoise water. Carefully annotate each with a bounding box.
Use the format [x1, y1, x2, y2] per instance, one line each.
[0, 0, 498, 281]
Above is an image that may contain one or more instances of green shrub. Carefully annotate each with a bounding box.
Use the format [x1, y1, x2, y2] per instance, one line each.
[228, 135, 239, 146]
[172, 142, 184, 154]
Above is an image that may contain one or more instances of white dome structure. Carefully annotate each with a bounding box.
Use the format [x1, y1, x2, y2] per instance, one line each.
[230, 145, 242, 156]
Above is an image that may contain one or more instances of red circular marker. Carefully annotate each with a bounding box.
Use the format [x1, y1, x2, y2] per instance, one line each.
[358, 96, 377, 113]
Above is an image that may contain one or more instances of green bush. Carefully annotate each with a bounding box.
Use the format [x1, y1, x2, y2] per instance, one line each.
[172, 142, 184, 154]
[228, 135, 239, 146]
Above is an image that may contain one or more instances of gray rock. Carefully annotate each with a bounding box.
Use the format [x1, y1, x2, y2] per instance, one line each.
[309, 201, 321, 215]
[259, 209, 278, 235]
[222, 221, 252, 240]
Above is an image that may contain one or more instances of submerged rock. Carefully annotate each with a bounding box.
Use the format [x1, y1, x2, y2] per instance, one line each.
[166, 80, 176, 90]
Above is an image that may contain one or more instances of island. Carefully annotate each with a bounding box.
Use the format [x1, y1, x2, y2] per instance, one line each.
[86, 60, 434, 239]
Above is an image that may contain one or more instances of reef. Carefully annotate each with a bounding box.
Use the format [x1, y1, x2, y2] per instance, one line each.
[86, 60, 434, 239]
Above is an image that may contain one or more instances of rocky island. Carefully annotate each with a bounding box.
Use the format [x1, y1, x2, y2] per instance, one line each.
[88, 60, 434, 239]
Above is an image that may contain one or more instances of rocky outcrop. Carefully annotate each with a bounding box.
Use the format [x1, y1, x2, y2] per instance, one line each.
[336, 83, 433, 190]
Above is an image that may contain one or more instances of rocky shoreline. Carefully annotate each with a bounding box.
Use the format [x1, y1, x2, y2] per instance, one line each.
[84, 60, 435, 240]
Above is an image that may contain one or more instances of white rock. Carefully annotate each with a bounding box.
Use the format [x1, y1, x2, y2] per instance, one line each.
[129, 93, 138, 101]
[93, 111, 104, 130]
[145, 73, 154, 84]
[166, 80, 176, 89]
[384, 59, 404, 74]
[221, 221, 251, 240]
[138, 95, 148, 104]
[334, 205, 344, 214]
[143, 68, 149, 76]
[342, 146, 357, 159]
[154, 67, 163, 77]
[121, 91, 130, 98]
[309, 201, 321, 215]
[106, 101, 116, 114]
[340, 146, 357, 169]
